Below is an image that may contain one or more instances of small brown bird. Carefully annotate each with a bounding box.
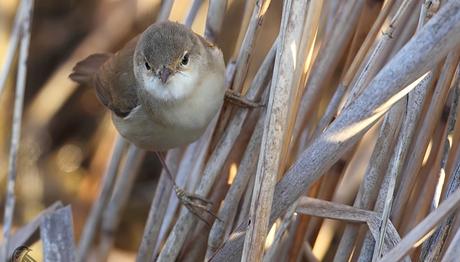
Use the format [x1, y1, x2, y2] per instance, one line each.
[70, 21, 227, 223]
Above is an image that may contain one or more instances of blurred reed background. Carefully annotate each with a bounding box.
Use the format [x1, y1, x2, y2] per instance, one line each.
[1, 0, 460, 261]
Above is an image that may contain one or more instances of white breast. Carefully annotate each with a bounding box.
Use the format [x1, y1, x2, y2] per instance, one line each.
[112, 68, 225, 151]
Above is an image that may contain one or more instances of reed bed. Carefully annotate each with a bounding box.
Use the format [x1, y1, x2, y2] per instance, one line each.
[2, 0, 460, 261]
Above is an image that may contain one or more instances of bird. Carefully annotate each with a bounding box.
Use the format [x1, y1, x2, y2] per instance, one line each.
[70, 21, 229, 224]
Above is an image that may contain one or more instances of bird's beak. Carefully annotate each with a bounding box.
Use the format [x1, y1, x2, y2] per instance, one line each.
[159, 67, 173, 84]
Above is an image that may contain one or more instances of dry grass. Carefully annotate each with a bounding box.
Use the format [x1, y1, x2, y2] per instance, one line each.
[2, 0, 460, 261]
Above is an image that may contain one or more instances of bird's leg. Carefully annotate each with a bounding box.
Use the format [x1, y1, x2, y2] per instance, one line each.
[154, 152, 221, 227]
[224, 89, 265, 108]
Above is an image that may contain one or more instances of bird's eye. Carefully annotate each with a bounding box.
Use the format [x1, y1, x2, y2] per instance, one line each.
[181, 53, 189, 66]
[145, 62, 151, 70]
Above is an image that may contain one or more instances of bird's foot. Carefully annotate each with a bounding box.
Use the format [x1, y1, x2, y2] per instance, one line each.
[225, 89, 264, 108]
[173, 186, 221, 227]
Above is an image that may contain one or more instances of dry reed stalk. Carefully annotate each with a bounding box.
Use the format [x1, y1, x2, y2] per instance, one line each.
[0, 202, 62, 260]
[311, 0, 393, 140]
[262, 203, 298, 262]
[302, 242, 319, 262]
[442, 218, 460, 262]
[388, 5, 419, 58]
[212, 0, 272, 147]
[407, 130, 445, 228]
[445, 87, 460, 174]
[295, 197, 402, 249]
[136, 148, 183, 262]
[286, 216, 310, 261]
[299, 179, 323, 243]
[241, 0, 308, 260]
[157, 0, 175, 22]
[333, 7, 412, 252]
[303, 163, 344, 244]
[207, 99, 267, 255]
[342, 0, 416, 111]
[77, 135, 126, 262]
[211, 2, 460, 260]
[358, 3, 437, 260]
[437, 67, 460, 175]
[236, 167, 256, 227]
[0, 0, 26, 98]
[421, 67, 460, 260]
[98, 145, 146, 261]
[41, 206, 77, 261]
[334, 100, 405, 262]
[285, 0, 324, 158]
[205, 0, 227, 42]
[342, 0, 395, 87]
[156, 143, 203, 251]
[313, 126, 380, 261]
[292, 0, 365, 146]
[285, 0, 324, 169]
[1, 1, 34, 262]
[392, 51, 460, 226]
[156, 117, 219, 257]
[231, 0, 271, 95]
[276, 218, 299, 261]
[184, 0, 204, 28]
[380, 185, 460, 262]
[287, 158, 343, 260]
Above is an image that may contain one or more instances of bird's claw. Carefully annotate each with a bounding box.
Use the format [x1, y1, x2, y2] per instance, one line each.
[225, 90, 264, 108]
[173, 186, 222, 227]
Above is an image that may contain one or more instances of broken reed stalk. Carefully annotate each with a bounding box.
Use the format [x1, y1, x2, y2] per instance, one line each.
[77, 135, 126, 262]
[241, 0, 308, 260]
[210, 2, 460, 260]
[41, 206, 77, 261]
[1, 1, 34, 262]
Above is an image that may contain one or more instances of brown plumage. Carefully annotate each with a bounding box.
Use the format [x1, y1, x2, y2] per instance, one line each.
[70, 21, 226, 151]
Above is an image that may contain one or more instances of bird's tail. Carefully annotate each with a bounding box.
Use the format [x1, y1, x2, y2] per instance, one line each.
[69, 53, 112, 85]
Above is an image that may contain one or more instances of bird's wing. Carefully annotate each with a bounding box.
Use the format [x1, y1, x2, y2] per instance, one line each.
[70, 37, 140, 118]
